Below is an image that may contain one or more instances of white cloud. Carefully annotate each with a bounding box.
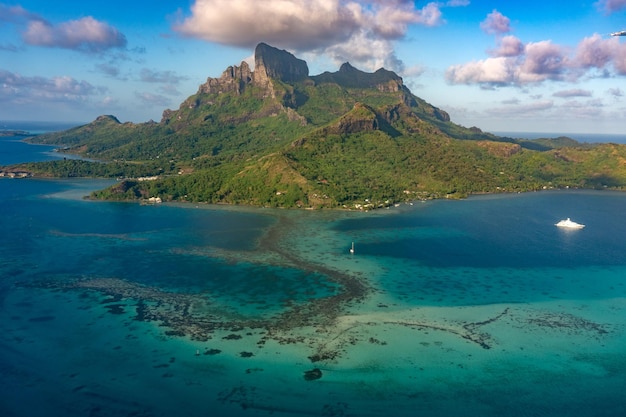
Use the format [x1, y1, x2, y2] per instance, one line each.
[23, 16, 127, 52]
[447, 40, 566, 86]
[489, 35, 524, 57]
[324, 32, 404, 72]
[446, 57, 515, 85]
[573, 34, 617, 69]
[174, 0, 360, 50]
[553, 89, 593, 98]
[1, 5, 127, 53]
[448, 11, 626, 88]
[174, 0, 465, 72]
[370, 1, 443, 38]
[480, 10, 511, 35]
[0, 4, 40, 23]
[516, 41, 566, 83]
[0, 70, 100, 104]
[595, 0, 626, 13]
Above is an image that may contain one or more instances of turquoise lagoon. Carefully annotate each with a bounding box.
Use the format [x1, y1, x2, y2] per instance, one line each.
[1, 132, 626, 416]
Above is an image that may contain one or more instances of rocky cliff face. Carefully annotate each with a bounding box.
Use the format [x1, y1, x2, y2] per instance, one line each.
[182, 42, 414, 104]
[253, 42, 309, 84]
[195, 43, 309, 97]
[198, 61, 253, 95]
[162, 42, 443, 127]
[313, 62, 404, 91]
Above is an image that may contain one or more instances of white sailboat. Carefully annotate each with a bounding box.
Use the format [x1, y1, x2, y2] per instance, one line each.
[350, 242, 355, 254]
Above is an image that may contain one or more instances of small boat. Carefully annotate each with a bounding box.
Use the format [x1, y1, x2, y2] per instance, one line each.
[349, 242, 355, 254]
[555, 218, 585, 229]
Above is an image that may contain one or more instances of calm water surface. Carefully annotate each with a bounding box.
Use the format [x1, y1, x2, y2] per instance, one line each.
[1, 127, 626, 417]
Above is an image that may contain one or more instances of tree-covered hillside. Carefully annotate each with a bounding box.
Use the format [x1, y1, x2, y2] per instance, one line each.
[6, 43, 626, 209]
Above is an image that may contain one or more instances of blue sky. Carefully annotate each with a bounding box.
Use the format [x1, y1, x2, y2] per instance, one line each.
[2, 0, 626, 134]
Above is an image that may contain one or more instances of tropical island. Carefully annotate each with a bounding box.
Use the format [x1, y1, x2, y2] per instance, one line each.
[0, 130, 31, 137]
[3, 43, 626, 209]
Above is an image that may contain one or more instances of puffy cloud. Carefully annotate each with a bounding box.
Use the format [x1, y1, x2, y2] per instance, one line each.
[571, 34, 626, 75]
[517, 41, 566, 83]
[0, 4, 40, 23]
[446, 57, 515, 85]
[174, 0, 464, 72]
[448, 11, 626, 88]
[23, 16, 127, 52]
[595, 0, 626, 13]
[324, 32, 405, 72]
[489, 35, 524, 57]
[607, 87, 623, 98]
[447, 41, 567, 86]
[553, 89, 593, 98]
[1, 4, 126, 53]
[0, 70, 99, 103]
[480, 10, 510, 35]
[612, 51, 626, 74]
[174, 0, 361, 50]
[447, 40, 568, 86]
[573, 34, 617, 69]
[369, 1, 443, 39]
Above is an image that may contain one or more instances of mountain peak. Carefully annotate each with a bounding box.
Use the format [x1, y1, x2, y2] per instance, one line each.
[339, 62, 358, 72]
[313, 62, 403, 90]
[193, 43, 309, 100]
[254, 43, 309, 84]
[95, 115, 121, 124]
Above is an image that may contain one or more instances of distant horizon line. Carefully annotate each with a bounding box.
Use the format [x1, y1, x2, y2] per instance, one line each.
[491, 131, 626, 139]
[2, 120, 625, 140]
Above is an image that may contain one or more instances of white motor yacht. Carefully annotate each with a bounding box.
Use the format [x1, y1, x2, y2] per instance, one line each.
[555, 218, 585, 229]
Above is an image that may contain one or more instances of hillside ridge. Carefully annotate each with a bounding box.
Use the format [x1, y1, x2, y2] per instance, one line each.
[7, 43, 626, 209]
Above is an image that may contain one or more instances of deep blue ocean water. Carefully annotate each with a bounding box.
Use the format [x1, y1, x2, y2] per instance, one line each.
[2, 126, 626, 417]
[492, 131, 626, 144]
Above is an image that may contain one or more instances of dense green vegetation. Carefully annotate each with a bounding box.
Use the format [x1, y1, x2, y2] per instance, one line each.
[7, 159, 176, 179]
[6, 45, 626, 209]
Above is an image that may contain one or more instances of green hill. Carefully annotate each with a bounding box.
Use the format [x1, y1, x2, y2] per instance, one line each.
[8, 43, 626, 209]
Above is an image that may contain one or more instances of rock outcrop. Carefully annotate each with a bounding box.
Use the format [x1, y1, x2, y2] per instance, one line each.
[199, 61, 253, 95]
[161, 42, 449, 130]
[253, 42, 309, 85]
[95, 115, 121, 124]
[195, 43, 309, 97]
[313, 62, 404, 91]
[434, 108, 450, 122]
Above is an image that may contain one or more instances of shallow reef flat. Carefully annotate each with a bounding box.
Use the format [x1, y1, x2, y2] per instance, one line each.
[6, 191, 626, 417]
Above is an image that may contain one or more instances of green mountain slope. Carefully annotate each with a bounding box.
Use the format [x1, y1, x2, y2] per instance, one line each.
[8, 43, 626, 209]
